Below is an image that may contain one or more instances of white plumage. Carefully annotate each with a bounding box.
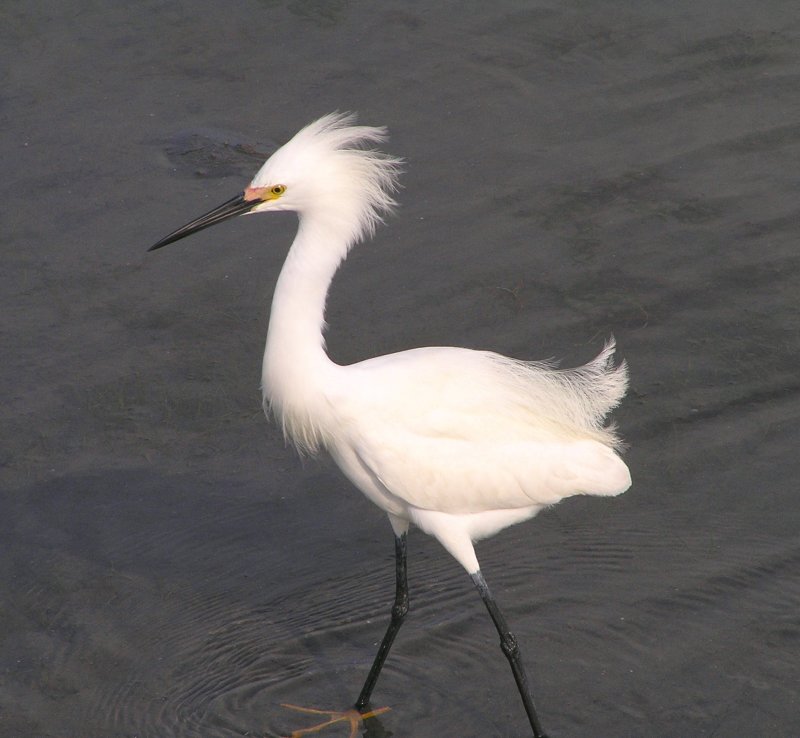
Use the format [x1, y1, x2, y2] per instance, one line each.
[254, 113, 630, 573]
[150, 112, 631, 737]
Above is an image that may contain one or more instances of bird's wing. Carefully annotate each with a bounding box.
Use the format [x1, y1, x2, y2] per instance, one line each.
[350, 426, 629, 514]
[330, 347, 630, 515]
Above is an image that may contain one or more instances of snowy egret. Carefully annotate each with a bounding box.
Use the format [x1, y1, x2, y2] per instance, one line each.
[150, 113, 631, 738]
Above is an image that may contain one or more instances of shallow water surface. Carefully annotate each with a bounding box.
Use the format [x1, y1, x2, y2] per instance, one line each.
[2, 2, 800, 737]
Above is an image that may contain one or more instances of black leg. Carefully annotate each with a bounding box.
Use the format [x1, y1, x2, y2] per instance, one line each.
[471, 570, 549, 738]
[355, 533, 409, 710]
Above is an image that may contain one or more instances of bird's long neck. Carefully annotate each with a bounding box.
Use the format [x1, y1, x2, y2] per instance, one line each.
[262, 213, 351, 450]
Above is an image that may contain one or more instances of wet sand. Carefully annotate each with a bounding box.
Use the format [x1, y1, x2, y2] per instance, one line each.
[2, 2, 800, 736]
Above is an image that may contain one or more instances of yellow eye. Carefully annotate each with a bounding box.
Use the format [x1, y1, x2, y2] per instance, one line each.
[270, 184, 286, 196]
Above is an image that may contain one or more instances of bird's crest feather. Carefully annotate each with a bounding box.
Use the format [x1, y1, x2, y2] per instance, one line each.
[255, 112, 402, 249]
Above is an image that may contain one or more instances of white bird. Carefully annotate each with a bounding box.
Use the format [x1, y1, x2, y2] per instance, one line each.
[150, 113, 631, 738]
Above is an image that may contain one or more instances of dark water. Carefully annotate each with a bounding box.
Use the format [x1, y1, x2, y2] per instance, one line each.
[3, 2, 799, 736]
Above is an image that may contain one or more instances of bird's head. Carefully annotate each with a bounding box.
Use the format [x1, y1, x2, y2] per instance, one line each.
[150, 112, 402, 252]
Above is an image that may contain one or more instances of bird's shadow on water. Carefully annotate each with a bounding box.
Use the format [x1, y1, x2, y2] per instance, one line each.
[362, 714, 392, 738]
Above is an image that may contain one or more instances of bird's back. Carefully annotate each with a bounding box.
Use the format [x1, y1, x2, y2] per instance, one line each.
[337, 339, 625, 443]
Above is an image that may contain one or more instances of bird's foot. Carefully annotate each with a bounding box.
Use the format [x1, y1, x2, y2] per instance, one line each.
[280, 703, 390, 738]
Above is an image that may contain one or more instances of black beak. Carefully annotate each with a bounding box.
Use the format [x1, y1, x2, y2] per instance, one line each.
[149, 193, 260, 251]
